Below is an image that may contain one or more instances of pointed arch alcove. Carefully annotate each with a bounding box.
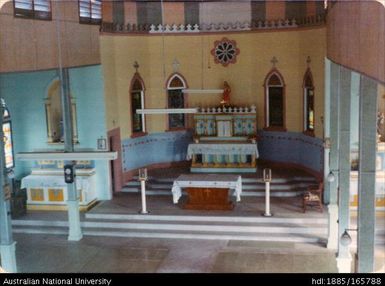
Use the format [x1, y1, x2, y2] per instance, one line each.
[166, 73, 188, 130]
[263, 68, 286, 131]
[45, 80, 78, 143]
[130, 73, 146, 136]
[303, 68, 315, 136]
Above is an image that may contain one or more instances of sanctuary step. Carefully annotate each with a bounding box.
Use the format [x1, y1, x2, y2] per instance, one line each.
[122, 175, 318, 197]
[11, 213, 385, 245]
[11, 214, 328, 244]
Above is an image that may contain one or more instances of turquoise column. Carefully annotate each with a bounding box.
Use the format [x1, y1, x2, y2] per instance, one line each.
[327, 62, 340, 250]
[324, 58, 331, 204]
[336, 67, 352, 272]
[59, 68, 82, 241]
[0, 103, 17, 272]
[357, 76, 378, 273]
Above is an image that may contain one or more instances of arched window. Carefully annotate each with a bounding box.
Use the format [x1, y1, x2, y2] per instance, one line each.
[45, 80, 78, 143]
[167, 73, 187, 129]
[303, 69, 315, 134]
[264, 69, 285, 130]
[1, 99, 14, 169]
[130, 74, 145, 134]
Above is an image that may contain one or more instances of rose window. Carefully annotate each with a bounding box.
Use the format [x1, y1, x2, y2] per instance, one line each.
[211, 38, 240, 67]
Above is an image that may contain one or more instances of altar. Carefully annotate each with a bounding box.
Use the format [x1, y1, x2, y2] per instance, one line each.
[187, 142, 258, 173]
[190, 105, 259, 172]
[21, 168, 97, 211]
[171, 174, 242, 210]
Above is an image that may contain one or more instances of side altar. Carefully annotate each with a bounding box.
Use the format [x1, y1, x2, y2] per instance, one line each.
[189, 105, 259, 173]
[20, 160, 97, 211]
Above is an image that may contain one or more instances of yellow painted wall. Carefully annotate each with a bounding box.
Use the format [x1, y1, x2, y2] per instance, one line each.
[101, 27, 326, 139]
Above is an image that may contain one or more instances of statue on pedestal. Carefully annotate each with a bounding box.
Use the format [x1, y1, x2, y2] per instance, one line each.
[220, 81, 231, 106]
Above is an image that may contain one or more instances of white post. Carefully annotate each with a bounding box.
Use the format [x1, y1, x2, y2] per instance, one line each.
[264, 181, 272, 217]
[263, 168, 272, 217]
[139, 168, 148, 214]
[140, 179, 148, 214]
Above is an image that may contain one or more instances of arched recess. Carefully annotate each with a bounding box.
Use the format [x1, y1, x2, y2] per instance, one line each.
[45, 80, 78, 143]
[264, 68, 286, 131]
[129, 73, 146, 135]
[303, 68, 315, 135]
[166, 73, 188, 130]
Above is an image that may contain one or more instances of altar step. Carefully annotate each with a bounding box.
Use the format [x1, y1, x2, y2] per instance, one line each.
[122, 176, 318, 197]
[11, 215, 385, 245]
[11, 215, 328, 243]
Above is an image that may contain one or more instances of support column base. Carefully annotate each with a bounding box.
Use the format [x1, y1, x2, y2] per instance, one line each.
[336, 255, 352, 273]
[0, 242, 17, 273]
[67, 200, 83, 241]
[327, 204, 339, 249]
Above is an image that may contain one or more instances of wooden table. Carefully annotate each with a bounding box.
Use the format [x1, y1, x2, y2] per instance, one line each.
[171, 174, 242, 210]
[184, 187, 233, 210]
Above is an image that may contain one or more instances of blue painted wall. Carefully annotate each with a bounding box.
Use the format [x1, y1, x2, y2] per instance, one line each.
[258, 130, 324, 175]
[122, 129, 322, 176]
[0, 65, 110, 200]
[121, 130, 193, 172]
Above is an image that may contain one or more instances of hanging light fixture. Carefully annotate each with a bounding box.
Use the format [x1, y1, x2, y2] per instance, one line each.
[136, 108, 198, 114]
[340, 228, 358, 246]
[181, 13, 222, 95]
[327, 170, 336, 182]
[139, 0, 200, 115]
[182, 89, 223, 94]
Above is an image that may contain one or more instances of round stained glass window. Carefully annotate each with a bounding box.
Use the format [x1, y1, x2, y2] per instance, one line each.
[211, 37, 240, 67]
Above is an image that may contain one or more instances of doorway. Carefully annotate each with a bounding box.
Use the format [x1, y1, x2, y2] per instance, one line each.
[108, 128, 123, 194]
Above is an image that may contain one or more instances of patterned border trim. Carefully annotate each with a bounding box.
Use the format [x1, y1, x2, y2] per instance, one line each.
[101, 15, 325, 34]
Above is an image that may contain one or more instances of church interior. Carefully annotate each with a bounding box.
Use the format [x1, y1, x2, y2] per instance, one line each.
[0, 0, 384, 274]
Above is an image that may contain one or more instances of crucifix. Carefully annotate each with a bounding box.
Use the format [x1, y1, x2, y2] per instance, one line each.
[306, 56, 312, 67]
[172, 59, 180, 73]
[133, 61, 139, 73]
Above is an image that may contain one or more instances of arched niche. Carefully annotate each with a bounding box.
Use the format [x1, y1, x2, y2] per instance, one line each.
[45, 80, 78, 143]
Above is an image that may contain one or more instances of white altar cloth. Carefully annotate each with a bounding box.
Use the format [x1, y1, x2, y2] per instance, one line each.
[21, 175, 90, 191]
[186, 143, 259, 160]
[171, 174, 242, 204]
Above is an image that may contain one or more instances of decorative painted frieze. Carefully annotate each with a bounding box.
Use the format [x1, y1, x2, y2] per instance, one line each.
[100, 15, 325, 34]
[198, 105, 257, 114]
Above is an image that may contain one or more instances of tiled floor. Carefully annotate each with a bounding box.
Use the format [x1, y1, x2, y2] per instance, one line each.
[13, 232, 385, 273]
[13, 233, 341, 273]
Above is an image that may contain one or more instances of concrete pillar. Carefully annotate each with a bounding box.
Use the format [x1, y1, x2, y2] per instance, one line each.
[59, 68, 82, 241]
[324, 58, 331, 202]
[0, 104, 17, 272]
[336, 67, 352, 273]
[357, 76, 378, 273]
[327, 62, 340, 250]
[67, 199, 82, 241]
[0, 242, 17, 273]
